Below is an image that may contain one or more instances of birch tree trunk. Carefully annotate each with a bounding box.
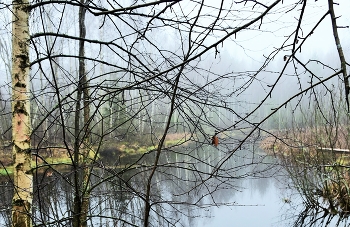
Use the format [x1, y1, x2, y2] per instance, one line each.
[11, 0, 32, 226]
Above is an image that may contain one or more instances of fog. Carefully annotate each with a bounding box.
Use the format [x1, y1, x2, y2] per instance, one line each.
[1, 1, 350, 226]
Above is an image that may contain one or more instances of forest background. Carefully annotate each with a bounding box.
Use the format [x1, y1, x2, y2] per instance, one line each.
[1, 0, 350, 226]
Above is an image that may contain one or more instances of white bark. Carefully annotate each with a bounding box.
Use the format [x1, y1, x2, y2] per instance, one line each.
[11, 0, 32, 226]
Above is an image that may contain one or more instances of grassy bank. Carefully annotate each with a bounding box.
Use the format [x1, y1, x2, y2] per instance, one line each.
[103, 133, 188, 154]
[260, 126, 350, 156]
[0, 133, 190, 175]
[260, 127, 350, 216]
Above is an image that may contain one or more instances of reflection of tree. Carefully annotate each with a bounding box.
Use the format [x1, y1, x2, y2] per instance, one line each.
[271, 145, 350, 226]
[1, 146, 265, 226]
[261, 78, 350, 226]
[0, 177, 12, 227]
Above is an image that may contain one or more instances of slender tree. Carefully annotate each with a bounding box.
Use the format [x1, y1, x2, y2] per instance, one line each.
[11, 0, 32, 226]
[79, 0, 93, 225]
[72, 1, 91, 226]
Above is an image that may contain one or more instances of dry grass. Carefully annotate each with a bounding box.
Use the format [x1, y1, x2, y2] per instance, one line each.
[260, 126, 350, 156]
[102, 133, 191, 155]
[261, 126, 350, 216]
[164, 133, 188, 141]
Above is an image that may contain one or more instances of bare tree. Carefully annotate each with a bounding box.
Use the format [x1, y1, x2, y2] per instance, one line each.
[72, 1, 93, 226]
[2, 0, 350, 226]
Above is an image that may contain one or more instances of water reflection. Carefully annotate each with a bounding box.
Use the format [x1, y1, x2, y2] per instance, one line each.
[276, 148, 350, 227]
[3, 143, 339, 226]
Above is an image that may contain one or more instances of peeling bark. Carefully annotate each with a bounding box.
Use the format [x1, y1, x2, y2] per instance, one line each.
[11, 0, 32, 226]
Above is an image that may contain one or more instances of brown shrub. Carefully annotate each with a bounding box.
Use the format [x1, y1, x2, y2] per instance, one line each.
[260, 126, 350, 156]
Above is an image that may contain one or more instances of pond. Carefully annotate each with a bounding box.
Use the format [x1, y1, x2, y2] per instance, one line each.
[1, 143, 349, 226]
[192, 148, 296, 227]
[196, 172, 286, 227]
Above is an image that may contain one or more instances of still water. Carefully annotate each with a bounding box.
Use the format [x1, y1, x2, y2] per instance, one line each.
[1, 143, 346, 226]
[195, 150, 291, 227]
[197, 173, 289, 227]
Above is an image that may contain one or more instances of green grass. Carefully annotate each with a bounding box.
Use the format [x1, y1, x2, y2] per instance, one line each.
[0, 167, 13, 175]
[0, 137, 189, 175]
[123, 139, 186, 154]
[43, 156, 72, 164]
[0, 157, 73, 175]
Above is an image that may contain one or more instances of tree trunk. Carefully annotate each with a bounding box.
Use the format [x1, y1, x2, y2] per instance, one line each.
[328, 0, 350, 111]
[73, 1, 91, 226]
[11, 0, 32, 226]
